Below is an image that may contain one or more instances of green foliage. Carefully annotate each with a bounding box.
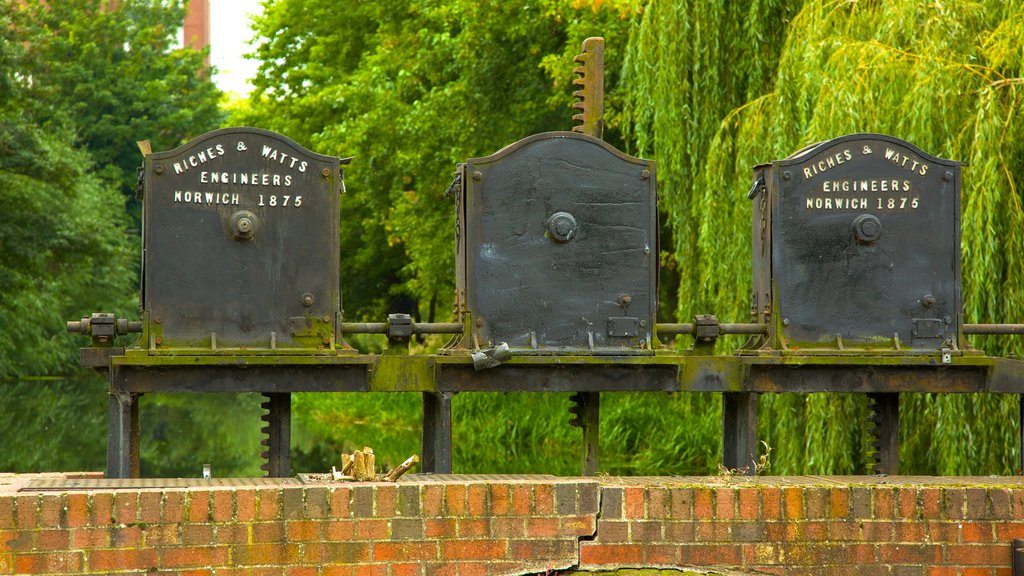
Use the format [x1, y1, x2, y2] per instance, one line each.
[11, 0, 224, 208]
[627, 0, 1024, 475]
[240, 0, 636, 319]
[0, 0, 240, 476]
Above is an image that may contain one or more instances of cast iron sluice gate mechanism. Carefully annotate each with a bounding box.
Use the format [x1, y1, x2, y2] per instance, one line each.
[69, 38, 1024, 479]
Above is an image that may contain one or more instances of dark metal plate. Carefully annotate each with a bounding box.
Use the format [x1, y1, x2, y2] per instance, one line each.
[143, 128, 341, 349]
[768, 134, 960, 350]
[462, 132, 657, 352]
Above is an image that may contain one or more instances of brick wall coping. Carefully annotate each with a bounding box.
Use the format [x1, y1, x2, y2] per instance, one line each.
[3, 472, 1024, 575]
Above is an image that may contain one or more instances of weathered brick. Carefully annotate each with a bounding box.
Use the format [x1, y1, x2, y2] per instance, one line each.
[65, 494, 88, 528]
[489, 484, 510, 515]
[89, 548, 157, 571]
[281, 487, 305, 520]
[164, 491, 186, 523]
[678, 543, 742, 565]
[850, 488, 872, 519]
[995, 521, 1024, 540]
[829, 488, 850, 519]
[397, 484, 420, 516]
[375, 484, 397, 517]
[510, 483, 531, 516]
[665, 520, 695, 542]
[489, 517, 524, 538]
[287, 520, 320, 541]
[601, 487, 623, 519]
[892, 521, 925, 542]
[188, 490, 212, 522]
[252, 522, 287, 543]
[236, 489, 257, 522]
[943, 489, 965, 520]
[533, 484, 554, 515]
[71, 527, 111, 548]
[352, 486, 375, 518]
[988, 488, 1010, 519]
[258, 489, 282, 521]
[761, 487, 782, 520]
[183, 523, 215, 545]
[111, 524, 142, 547]
[927, 520, 960, 543]
[945, 544, 1005, 565]
[441, 540, 506, 561]
[579, 483, 599, 516]
[716, 488, 737, 520]
[896, 487, 918, 519]
[139, 491, 163, 524]
[356, 518, 390, 539]
[211, 490, 234, 522]
[510, 540, 576, 560]
[0, 497, 14, 529]
[113, 492, 140, 524]
[304, 542, 371, 564]
[231, 543, 300, 565]
[732, 520, 766, 542]
[874, 488, 895, 518]
[645, 543, 682, 565]
[737, 488, 759, 521]
[14, 551, 83, 574]
[424, 518, 456, 538]
[784, 487, 803, 520]
[803, 488, 827, 519]
[324, 519, 355, 541]
[14, 496, 38, 529]
[964, 488, 989, 520]
[526, 517, 559, 538]
[825, 518, 859, 541]
[38, 496, 64, 528]
[579, 543, 643, 565]
[393, 517, 424, 539]
[694, 488, 714, 519]
[878, 543, 941, 564]
[671, 488, 693, 520]
[215, 522, 248, 545]
[921, 488, 942, 519]
[143, 523, 179, 546]
[391, 563, 425, 576]
[331, 486, 351, 518]
[596, 519, 629, 542]
[960, 522, 994, 543]
[861, 520, 894, 542]
[305, 487, 331, 519]
[373, 541, 438, 562]
[631, 520, 664, 541]
[35, 530, 69, 550]
[456, 518, 488, 538]
[445, 484, 467, 516]
[696, 520, 732, 542]
[467, 484, 489, 516]
[555, 483, 577, 516]
[561, 514, 596, 535]
[162, 545, 229, 568]
[423, 484, 444, 517]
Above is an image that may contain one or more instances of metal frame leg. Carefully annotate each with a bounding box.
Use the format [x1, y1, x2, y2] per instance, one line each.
[422, 391, 452, 473]
[581, 391, 600, 476]
[722, 392, 758, 474]
[260, 392, 291, 478]
[107, 391, 139, 478]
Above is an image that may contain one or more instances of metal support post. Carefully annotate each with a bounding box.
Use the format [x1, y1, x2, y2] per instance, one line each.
[422, 391, 453, 473]
[722, 392, 758, 474]
[581, 391, 600, 476]
[260, 393, 291, 477]
[107, 391, 140, 478]
[868, 392, 899, 475]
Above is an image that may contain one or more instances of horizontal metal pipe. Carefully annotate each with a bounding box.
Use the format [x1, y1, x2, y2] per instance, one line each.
[413, 323, 463, 334]
[656, 323, 694, 335]
[656, 323, 768, 336]
[721, 323, 769, 335]
[340, 322, 387, 334]
[340, 322, 463, 335]
[963, 324, 1024, 335]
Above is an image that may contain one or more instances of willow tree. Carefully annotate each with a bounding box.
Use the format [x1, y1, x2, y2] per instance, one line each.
[626, 0, 1024, 473]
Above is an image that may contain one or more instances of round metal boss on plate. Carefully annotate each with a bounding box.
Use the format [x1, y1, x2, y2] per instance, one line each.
[851, 214, 882, 244]
[231, 210, 258, 241]
[545, 211, 577, 243]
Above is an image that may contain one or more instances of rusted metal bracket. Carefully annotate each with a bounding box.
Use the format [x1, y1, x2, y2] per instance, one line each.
[572, 37, 605, 138]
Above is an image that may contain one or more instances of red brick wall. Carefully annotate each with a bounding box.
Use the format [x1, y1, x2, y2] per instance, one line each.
[1, 474, 1022, 575]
